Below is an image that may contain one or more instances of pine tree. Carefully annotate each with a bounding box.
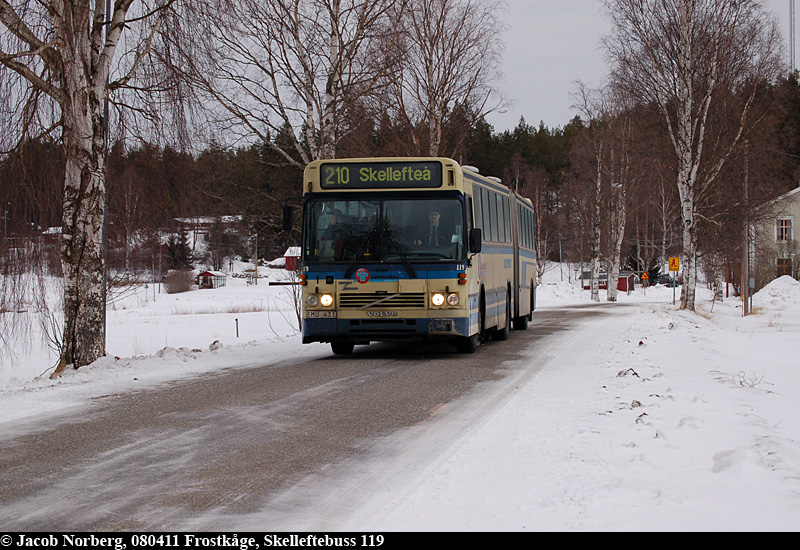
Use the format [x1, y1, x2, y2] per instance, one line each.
[167, 224, 193, 270]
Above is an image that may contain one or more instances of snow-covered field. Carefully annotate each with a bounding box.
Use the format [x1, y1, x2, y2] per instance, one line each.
[1, 265, 799, 531]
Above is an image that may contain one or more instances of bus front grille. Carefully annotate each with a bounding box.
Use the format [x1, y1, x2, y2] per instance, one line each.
[339, 292, 426, 309]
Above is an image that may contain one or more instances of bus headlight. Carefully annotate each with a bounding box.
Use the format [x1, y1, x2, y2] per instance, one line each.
[431, 293, 445, 307]
[306, 294, 319, 307]
[320, 294, 334, 307]
[447, 293, 459, 306]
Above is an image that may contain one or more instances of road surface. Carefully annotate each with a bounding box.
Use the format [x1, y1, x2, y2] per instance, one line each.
[0, 304, 608, 530]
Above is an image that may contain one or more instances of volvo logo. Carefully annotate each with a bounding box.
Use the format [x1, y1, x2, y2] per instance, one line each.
[366, 311, 398, 317]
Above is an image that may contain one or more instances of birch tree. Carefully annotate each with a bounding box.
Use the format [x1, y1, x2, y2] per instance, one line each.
[388, 0, 506, 156]
[174, 0, 403, 166]
[574, 83, 608, 303]
[0, 0, 177, 374]
[604, 114, 637, 302]
[602, 0, 783, 310]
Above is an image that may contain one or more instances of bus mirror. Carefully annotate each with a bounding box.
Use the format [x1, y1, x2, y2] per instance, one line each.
[469, 228, 482, 253]
[282, 206, 293, 231]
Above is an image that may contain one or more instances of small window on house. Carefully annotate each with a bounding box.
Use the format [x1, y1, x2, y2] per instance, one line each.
[776, 218, 793, 242]
[777, 257, 793, 277]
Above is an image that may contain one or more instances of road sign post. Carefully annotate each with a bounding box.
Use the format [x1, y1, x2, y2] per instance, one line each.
[669, 257, 680, 305]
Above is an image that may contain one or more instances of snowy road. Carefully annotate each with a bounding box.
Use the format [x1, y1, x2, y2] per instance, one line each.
[0, 304, 607, 530]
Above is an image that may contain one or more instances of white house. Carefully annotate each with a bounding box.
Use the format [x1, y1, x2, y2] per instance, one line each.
[753, 186, 799, 289]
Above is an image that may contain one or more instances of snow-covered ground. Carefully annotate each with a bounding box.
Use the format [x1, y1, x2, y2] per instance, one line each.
[1, 264, 799, 531]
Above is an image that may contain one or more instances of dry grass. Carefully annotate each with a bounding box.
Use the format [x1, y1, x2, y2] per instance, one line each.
[169, 301, 268, 316]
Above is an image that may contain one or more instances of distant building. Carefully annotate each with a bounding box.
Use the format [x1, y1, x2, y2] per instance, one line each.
[581, 271, 608, 290]
[752, 186, 799, 290]
[198, 270, 228, 289]
[582, 270, 639, 292]
[283, 246, 301, 271]
[174, 216, 243, 235]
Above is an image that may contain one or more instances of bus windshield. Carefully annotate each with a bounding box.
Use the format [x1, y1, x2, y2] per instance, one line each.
[303, 197, 466, 264]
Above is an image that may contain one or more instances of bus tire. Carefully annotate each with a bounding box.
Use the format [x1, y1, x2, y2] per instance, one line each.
[455, 334, 479, 353]
[530, 279, 535, 320]
[494, 289, 511, 341]
[513, 282, 530, 330]
[331, 341, 354, 355]
[479, 290, 487, 342]
[458, 294, 484, 353]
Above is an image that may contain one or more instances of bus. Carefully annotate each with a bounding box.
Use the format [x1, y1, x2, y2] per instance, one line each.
[298, 157, 536, 355]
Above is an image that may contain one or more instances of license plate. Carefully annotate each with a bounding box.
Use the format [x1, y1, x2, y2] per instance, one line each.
[306, 310, 336, 319]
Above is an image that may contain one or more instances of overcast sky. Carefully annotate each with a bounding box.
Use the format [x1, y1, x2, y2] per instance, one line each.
[486, 0, 795, 133]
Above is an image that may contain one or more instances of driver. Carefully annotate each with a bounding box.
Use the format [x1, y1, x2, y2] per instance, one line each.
[415, 210, 446, 246]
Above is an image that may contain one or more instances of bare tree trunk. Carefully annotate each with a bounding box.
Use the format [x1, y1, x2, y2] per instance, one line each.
[574, 83, 606, 303]
[1, 0, 176, 374]
[711, 252, 725, 301]
[674, 0, 699, 310]
[607, 120, 635, 302]
[57, 72, 108, 372]
[590, 149, 603, 303]
[678, 181, 698, 310]
[607, 185, 627, 302]
[322, 0, 342, 159]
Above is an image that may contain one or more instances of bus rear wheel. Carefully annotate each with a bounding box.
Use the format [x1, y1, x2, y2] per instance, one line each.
[493, 290, 511, 341]
[514, 282, 534, 330]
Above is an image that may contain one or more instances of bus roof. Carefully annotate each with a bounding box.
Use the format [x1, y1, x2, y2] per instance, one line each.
[302, 157, 514, 195]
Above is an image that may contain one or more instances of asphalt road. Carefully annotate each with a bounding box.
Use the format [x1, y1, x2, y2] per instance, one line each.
[0, 305, 606, 530]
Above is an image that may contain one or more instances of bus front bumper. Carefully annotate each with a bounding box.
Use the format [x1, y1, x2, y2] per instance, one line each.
[301, 316, 470, 344]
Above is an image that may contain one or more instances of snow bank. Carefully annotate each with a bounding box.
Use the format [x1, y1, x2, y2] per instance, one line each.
[1, 265, 799, 531]
[535, 281, 589, 305]
[752, 275, 800, 311]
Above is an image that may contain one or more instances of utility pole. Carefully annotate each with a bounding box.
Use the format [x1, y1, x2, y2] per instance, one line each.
[742, 140, 750, 316]
[103, 0, 112, 346]
[792, 0, 797, 72]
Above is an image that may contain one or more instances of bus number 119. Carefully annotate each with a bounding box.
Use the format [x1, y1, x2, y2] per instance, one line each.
[361, 535, 384, 546]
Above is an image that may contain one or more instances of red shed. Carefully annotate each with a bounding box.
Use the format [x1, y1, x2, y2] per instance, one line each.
[283, 247, 301, 271]
[617, 272, 638, 293]
[198, 270, 227, 289]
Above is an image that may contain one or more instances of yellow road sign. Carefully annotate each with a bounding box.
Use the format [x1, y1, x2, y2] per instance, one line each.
[669, 257, 680, 271]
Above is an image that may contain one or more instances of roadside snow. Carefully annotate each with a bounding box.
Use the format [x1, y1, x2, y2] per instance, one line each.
[337, 283, 800, 531]
[1, 269, 798, 531]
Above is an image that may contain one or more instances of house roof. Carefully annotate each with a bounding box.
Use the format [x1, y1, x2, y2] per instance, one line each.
[198, 270, 227, 277]
[762, 185, 800, 207]
[175, 216, 242, 225]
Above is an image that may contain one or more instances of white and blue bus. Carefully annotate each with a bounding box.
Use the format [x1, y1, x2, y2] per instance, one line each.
[298, 157, 536, 354]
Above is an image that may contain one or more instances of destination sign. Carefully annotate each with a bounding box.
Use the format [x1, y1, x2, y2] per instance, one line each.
[320, 161, 442, 189]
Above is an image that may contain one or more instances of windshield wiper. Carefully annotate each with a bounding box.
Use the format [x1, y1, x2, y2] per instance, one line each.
[344, 226, 379, 279]
[344, 224, 417, 279]
[383, 228, 416, 278]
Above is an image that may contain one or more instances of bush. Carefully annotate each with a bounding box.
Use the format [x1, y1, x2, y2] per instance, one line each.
[162, 270, 194, 294]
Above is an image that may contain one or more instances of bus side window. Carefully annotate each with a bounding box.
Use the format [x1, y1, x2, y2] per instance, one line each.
[490, 192, 498, 242]
[482, 187, 495, 242]
[473, 189, 483, 234]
